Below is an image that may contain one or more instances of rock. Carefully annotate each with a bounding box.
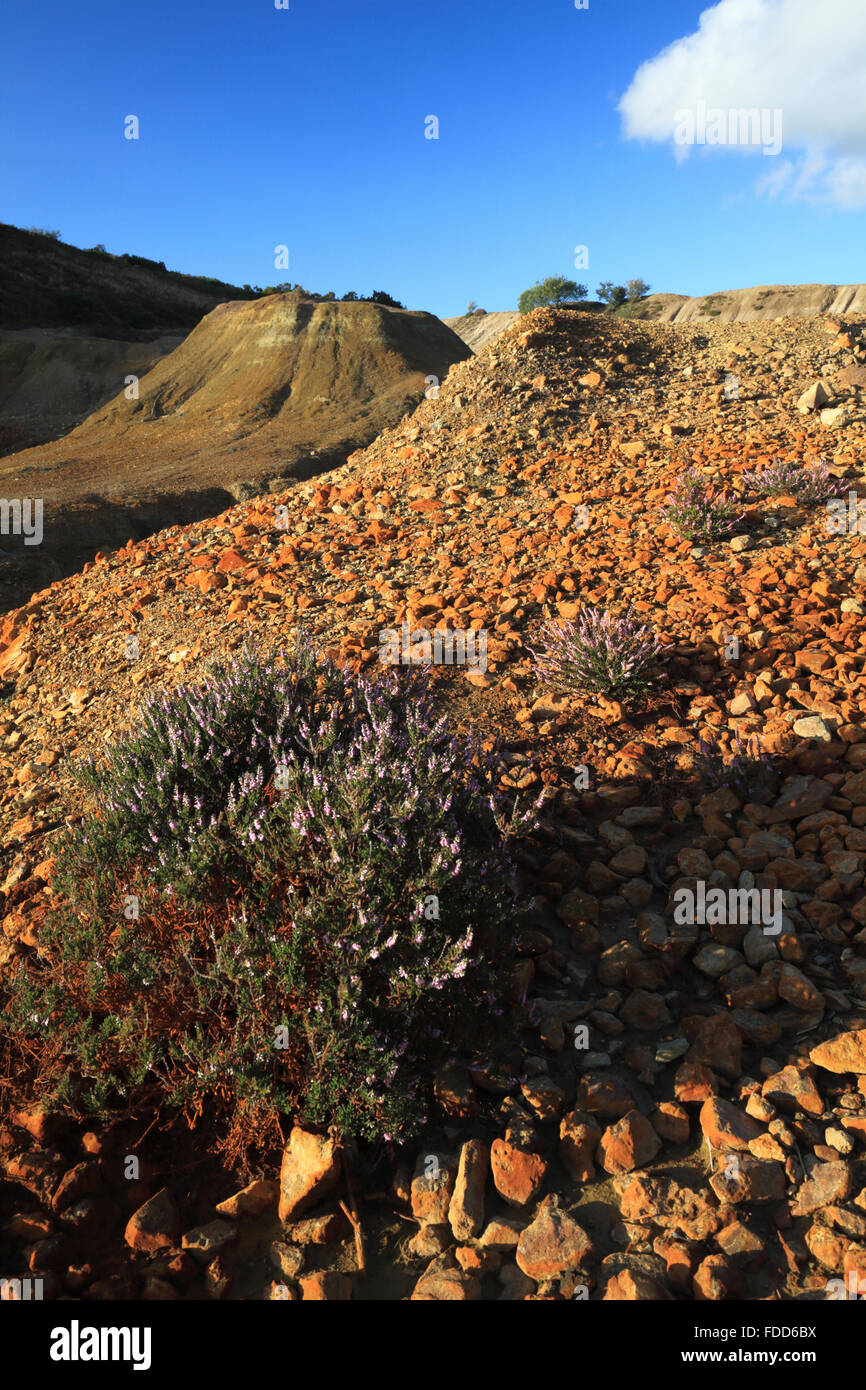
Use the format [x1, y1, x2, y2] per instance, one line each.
[448, 1140, 488, 1240]
[576, 1071, 635, 1117]
[181, 1220, 236, 1264]
[762, 1064, 824, 1116]
[215, 1178, 278, 1219]
[480, 1216, 526, 1250]
[490, 1140, 547, 1207]
[10, 1104, 65, 1144]
[407, 1224, 451, 1259]
[278, 1126, 342, 1221]
[604, 1268, 672, 1300]
[651, 1102, 691, 1145]
[709, 1156, 786, 1205]
[797, 381, 831, 413]
[300, 1271, 353, 1300]
[714, 1220, 767, 1266]
[693, 1253, 745, 1300]
[810, 1030, 866, 1075]
[793, 716, 832, 741]
[269, 1241, 305, 1279]
[411, 1150, 458, 1225]
[411, 1254, 481, 1300]
[50, 1161, 105, 1213]
[520, 1077, 567, 1123]
[124, 1188, 178, 1254]
[674, 1062, 720, 1103]
[620, 989, 672, 1030]
[686, 1015, 742, 1078]
[699, 1098, 764, 1151]
[597, 1110, 662, 1175]
[778, 963, 825, 1011]
[283, 1210, 347, 1245]
[618, 1174, 721, 1241]
[790, 1161, 853, 1217]
[515, 1198, 595, 1279]
[559, 1108, 602, 1180]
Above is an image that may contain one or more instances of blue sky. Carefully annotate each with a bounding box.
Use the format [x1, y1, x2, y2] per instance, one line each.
[2, 0, 865, 318]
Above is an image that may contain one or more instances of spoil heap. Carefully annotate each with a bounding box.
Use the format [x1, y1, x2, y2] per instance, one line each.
[2, 306, 866, 1301]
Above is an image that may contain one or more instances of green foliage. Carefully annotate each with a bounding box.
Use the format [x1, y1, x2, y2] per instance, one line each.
[597, 282, 627, 307]
[369, 290, 405, 309]
[626, 278, 651, 302]
[518, 276, 587, 314]
[27, 227, 62, 240]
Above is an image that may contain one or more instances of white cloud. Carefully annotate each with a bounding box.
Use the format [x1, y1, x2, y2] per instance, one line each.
[619, 0, 866, 206]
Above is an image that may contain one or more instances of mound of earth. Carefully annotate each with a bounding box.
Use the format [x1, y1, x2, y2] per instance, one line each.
[4, 304, 866, 1303]
[630, 283, 866, 325]
[0, 293, 471, 608]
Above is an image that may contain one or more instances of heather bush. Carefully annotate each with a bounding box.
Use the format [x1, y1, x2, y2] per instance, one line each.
[694, 732, 778, 805]
[2, 645, 536, 1149]
[528, 606, 664, 697]
[742, 456, 842, 507]
[661, 469, 745, 542]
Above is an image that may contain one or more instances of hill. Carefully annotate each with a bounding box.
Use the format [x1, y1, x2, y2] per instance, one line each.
[628, 283, 866, 325]
[0, 222, 256, 334]
[0, 292, 471, 608]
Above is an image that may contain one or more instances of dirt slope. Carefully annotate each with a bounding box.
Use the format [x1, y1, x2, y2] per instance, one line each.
[444, 310, 520, 351]
[0, 328, 183, 456]
[3, 306, 866, 1301]
[0, 293, 471, 606]
[631, 283, 866, 324]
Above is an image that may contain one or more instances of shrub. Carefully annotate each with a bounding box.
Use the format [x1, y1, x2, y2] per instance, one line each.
[369, 290, 406, 309]
[661, 469, 745, 542]
[528, 606, 664, 697]
[626, 278, 651, 302]
[742, 457, 842, 507]
[26, 227, 61, 240]
[1, 646, 534, 1154]
[597, 282, 627, 308]
[694, 732, 778, 805]
[518, 277, 588, 314]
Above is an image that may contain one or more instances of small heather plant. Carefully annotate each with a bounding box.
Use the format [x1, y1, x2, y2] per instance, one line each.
[742, 456, 842, 507]
[694, 732, 778, 805]
[528, 606, 664, 697]
[1, 643, 538, 1154]
[661, 468, 745, 543]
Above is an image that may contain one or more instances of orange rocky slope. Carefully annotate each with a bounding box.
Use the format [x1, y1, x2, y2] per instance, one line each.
[2, 306, 866, 1300]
